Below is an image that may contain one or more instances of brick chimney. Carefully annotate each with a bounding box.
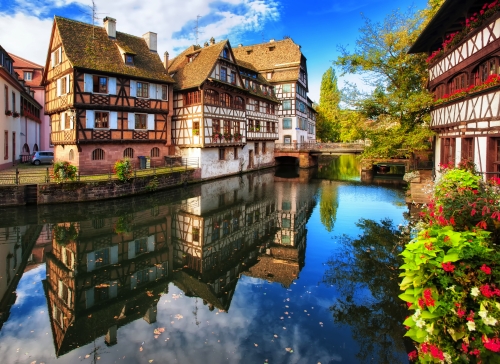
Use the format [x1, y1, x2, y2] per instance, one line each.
[210, 37, 215, 45]
[143, 32, 157, 52]
[164, 51, 169, 70]
[103, 17, 116, 38]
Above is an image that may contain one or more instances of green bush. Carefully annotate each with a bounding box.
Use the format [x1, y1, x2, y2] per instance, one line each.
[53, 161, 77, 183]
[113, 158, 133, 182]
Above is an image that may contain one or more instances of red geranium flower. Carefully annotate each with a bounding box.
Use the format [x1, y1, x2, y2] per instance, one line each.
[481, 264, 492, 275]
[442, 262, 455, 272]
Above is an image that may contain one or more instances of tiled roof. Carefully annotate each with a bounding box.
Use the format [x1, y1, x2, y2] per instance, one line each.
[168, 41, 228, 90]
[54, 16, 174, 83]
[232, 38, 303, 82]
[9, 53, 43, 87]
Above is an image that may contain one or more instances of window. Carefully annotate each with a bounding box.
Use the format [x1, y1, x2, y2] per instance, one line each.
[161, 85, 168, 100]
[234, 147, 238, 160]
[272, 122, 276, 133]
[230, 72, 235, 84]
[92, 148, 105, 160]
[151, 147, 160, 157]
[193, 121, 200, 136]
[220, 67, 227, 82]
[450, 73, 467, 93]
[64, 113, 71, 129]
[124, 147, 134, 158]
[135, 114, 147, 129]
[185, 90, 201, 105]
[12, 92, 15, 112]
[204, 89, 219, 105]
[95, 248, 110, 268]
[69, 149, 74, 161]
[53, 48, 60, 65]
[234, 96, 244, 110]
[24, 72, 32, 81]
[136, 268, 150, 286]
[462, 138, 474, 162]
[136, 82, 149, 98]
[212, 119, 220, 134]
[4, 131, 7, 160]
[222, 48, 229, 59]
[248, 119, 254, 130]
[234, 122, 240, 135]
[283, 118, 292, 129]
[192, 227, 200, 242]
[298, 101, 306, 113]
[441, 138, 456, 166]
[219, 148, 225, 160]
[255, 142, 259, 155]
[282, 201, 291, 210]
[262, 142, 266, 154]
[433, 84, 447, 100]
[135, 238, 148, 255]
[255, 120, 261, 131]
[475, 58, 499, 85]
[283, 84, 291, 93]
[61, 77, 67, 94]
[93, 76, 108, 93]
[282, 100, 291, 110]
[95, 112, 109, 128]
[245, 79, 249, 89]
[267, 72, 272, 79]
[223, 120, 231, 134]
[220, 93, 232, 108]
[247, 98, 257, 111]
[125, 54, 134, 65]
[92, 218, 104, 229]
[4, 86, 7, 111]
[282, 218, 291, 228]
[488, 137, 500, 174]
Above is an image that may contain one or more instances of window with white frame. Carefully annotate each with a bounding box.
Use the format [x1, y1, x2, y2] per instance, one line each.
[283, 118, 292, 129]
[282, 100, 291, 110]
[282, 84, 292, 93]
[137, 82, 149, 98]
[24, 72, 32, 81]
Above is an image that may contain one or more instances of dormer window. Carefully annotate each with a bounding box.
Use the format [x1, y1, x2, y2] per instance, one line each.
[222, 48, 229, 59]
[125, 54, 134, 66]
[24, 72, 33, 81]
[188, 53, 199, 63]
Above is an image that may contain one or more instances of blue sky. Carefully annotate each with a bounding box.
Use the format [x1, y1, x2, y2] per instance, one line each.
[0, 0, 429, 101]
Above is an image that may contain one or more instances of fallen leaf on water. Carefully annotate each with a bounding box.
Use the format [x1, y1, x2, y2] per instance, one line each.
[273, 334, 278, 338]
[174, 314, 183, 320]
[286, 347, 293, 352]
[254, 343, 258, 347]
[139, 347, 143, 352]
[85, 354, 90, 359]
[149, 360, 154, 363]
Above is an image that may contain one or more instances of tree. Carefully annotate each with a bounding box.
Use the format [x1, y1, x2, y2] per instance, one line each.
[335, 6, 437, 158]
[316, 67, 341, 142]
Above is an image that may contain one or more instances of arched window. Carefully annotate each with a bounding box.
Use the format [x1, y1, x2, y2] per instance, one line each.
[220, 93, 232, 108]
[123, 148, 134, 158]
[433, 84, 447, 100]
[22, 143, 29, 154]
[151, 147, 160, 157]
[68, 149, 74, 161]
[449, 73, 467, 93]
[474, 58, 499, 85]
[234, 97, 244, 110]
[33, 143, 38, 152]
[204, 89, 219, 105]
[92, 148, 105, 160]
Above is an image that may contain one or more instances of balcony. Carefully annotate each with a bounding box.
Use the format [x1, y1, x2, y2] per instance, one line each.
[246, 129, 278, 140]
[51, 130, 76, 145]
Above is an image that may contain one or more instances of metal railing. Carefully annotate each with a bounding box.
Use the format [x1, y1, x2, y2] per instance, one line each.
[275, 142, 366, 151]
[0, 157, 199, 186]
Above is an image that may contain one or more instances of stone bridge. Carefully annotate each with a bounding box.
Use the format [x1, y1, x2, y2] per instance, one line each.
[274, 142, 365, 168]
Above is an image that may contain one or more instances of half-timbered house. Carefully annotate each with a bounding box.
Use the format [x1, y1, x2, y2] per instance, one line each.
[410, 0, 500, 177]
[42, 16, 175, 174]
[168, 38, 279, 179]
[0, 45, 42, 169]
[233, 38, 316, 146]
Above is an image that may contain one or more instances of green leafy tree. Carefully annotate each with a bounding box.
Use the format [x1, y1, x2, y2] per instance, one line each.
[316, 67, 341, 142]
[335, 6, 436, 158]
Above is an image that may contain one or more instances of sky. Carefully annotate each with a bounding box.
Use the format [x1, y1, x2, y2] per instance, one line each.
[0, 0, 429, 102]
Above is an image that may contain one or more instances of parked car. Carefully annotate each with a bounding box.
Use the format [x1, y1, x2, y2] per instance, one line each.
[31, 151, 54, 165]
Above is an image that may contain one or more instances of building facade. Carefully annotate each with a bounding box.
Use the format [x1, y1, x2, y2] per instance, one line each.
[168, 39, 279, 179]
[410, 0, 500, 177]
[42, 16, 175, 174]
[0, 46, 42, 170]
[232, 38, 317, 146]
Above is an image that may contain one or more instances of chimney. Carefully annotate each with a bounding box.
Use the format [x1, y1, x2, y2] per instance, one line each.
[209, 37, 215, 45]
[143, 32, 157, 52]
[238, 44, 243, 47]
[269, 39, 275, 42]
[163, 51, 169, 70]
[103, 17, 116, 38]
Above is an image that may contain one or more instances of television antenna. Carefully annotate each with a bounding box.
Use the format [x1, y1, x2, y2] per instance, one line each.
[193, 15, 204, 45]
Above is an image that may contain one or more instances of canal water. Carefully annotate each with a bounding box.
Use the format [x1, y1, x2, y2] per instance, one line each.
[0, 155, 410, 364]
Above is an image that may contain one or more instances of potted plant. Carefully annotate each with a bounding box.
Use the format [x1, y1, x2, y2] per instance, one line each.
[223, 132, 232, 141]
[5, 110, 12, 116]
[193, 128, 200, 136]
[234, 132, 242, 141]
[248, 127, 254, 132]
[12, 111, 20, 118]
[213, 132, 221, 141]
[255, 127, 260, 132]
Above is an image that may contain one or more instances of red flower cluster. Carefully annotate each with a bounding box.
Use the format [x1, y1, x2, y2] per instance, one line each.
[457, 307, 466, 318]
[442, 261, 455, 272]
[423, 289, 435, 307]
[467, 310, 475, 322]
[480, 284, 500, 298]
[421, 342, 444, 360]
[481, 264, 492, 274]
[408, 350, 418, 361]
[483, 335, 500, 352]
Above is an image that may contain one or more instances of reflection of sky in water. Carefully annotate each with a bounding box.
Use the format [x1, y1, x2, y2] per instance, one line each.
[0, 181, 408, 363]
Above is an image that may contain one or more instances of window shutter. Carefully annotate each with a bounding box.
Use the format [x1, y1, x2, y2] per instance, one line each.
[58, 47, 62, 63]
[109, 281, 118, 298]
[110, 245, 118, 264]
[130, 80, 136, 97]
[60, 112, 65, 131]
[66, 75, 70, 94]
[147, 235, 155, 252]
[56, 79, 61, 97]
[85, 288, 94, 309]
[149, 83, 156, 99]
[70, 114, 74, 130]
[51, 51, 55, 68]
[58, 280, 63, 297]
[147, 114, 155, 130]
[86, 110, 94, 129]
[87, 251, 95, 272]
[128, 112, 135, 129]
[130, 273, 137, 290]
[84, 74, 93, 93]
[128, 241, 135, 260]
[109, 111, 118, 129]
[108, 77, 117, 95]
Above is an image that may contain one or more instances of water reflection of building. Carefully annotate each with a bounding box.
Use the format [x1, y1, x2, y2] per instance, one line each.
[0, 223, 44, 330]
[244, 179, 315, 287]
[43, 205, 173, 357]
[171, 171, 279, 311]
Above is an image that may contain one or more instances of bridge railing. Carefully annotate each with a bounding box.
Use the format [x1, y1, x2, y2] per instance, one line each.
[275, 141, 366, 151]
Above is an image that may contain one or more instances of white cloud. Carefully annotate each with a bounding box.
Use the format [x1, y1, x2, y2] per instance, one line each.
[1, 0, 280, 65]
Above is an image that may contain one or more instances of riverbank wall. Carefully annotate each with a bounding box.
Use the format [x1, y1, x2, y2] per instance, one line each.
[0, 169, 201, 207]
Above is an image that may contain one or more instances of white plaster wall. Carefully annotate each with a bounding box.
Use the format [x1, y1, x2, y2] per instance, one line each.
[476, 136, 488, 173]
[0, 76, 22, 168]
